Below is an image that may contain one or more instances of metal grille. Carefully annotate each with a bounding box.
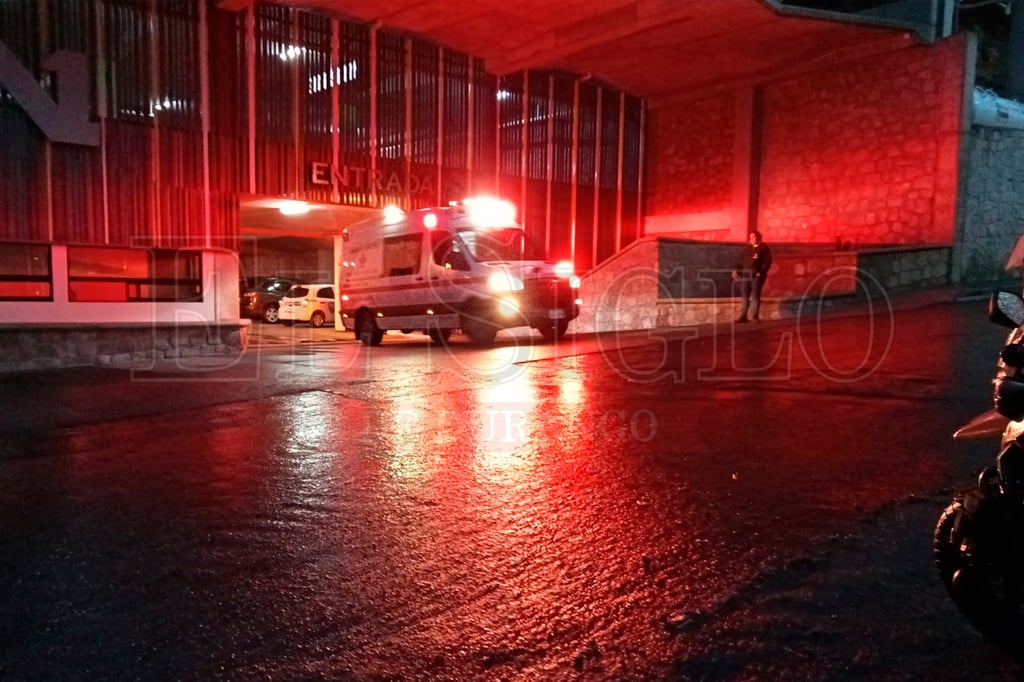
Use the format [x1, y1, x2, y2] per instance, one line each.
[0, 0, 645, 269]
[527, 73, 548, 181]
[521, 277, 575, 310]
[411, 42, 438, 164]
[472, 60, 497, 175]
[153, 0, 200, 130]
[104, 0, 151, 122]
[498, 72, 523, 178]
[376, 30, 405, 160]
[340, 21, 370, 158]
[551, 75, 575, 184]
[576, 82, 597, 189]
[443, 50, 468, 170]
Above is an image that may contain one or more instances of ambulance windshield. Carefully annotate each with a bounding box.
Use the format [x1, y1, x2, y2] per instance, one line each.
[457, 228, 545, 263]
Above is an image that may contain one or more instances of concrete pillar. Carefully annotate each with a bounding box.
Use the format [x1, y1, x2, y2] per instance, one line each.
[731, 87, 763, 241]
[1009, 0, 1024, 100]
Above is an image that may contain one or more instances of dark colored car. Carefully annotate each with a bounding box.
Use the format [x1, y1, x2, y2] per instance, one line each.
[240, 277, 294, 323]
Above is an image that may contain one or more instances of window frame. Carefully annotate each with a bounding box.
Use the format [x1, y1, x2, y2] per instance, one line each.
[0, 242, 54, 301]
[66, 246, 204, 303]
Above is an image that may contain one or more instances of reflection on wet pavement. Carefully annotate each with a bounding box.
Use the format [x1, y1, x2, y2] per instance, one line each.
[1, 301, 1021, 679]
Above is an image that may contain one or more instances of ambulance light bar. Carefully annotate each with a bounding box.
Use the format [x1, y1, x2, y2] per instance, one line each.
[461, 197, 517, 228]
[383, 205, 405, 225]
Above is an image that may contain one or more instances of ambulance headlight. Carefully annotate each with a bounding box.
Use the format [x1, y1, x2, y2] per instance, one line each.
[488, 271, 523, 292]
[498, 297, 520, 317]
[554, 260, 574, 278]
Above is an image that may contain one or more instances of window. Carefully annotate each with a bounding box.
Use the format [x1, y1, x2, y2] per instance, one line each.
[261, 279, 292, 295]
[383, 234, 422, 276]
[456, 228, 543, 262]
[316, 286, 334, 299]
[0, 243, 52, 300]
[67, 247, 203, 302]
[430, 232, 470, 271]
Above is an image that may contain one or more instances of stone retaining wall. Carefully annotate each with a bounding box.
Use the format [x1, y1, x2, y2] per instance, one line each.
[645, 37, 967, 247]
[573, 239, 950, 333]
[573, 239, 662, 333]
[0, 323, 250, 373]
[956, 126, 1024, 284]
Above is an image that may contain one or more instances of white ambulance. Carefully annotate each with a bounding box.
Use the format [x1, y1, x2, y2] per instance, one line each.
[337, 198, 581, 346]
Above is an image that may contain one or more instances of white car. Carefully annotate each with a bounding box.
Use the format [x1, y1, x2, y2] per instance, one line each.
[278, 283, 335, 327]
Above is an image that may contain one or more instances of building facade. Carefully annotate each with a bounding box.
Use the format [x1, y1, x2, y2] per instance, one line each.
[0, 0, 643, 366]
[4, 0, 1024, 367]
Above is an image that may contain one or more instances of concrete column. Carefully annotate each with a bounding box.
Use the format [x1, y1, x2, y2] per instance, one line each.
[732, 87, 763, 241]
[1008, 0, 1024, 100]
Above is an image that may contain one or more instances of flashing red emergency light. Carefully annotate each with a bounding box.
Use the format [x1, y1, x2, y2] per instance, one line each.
[461, 196, 517, 227]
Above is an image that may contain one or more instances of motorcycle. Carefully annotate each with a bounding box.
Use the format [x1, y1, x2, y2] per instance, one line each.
[934, 289, 1024, 658]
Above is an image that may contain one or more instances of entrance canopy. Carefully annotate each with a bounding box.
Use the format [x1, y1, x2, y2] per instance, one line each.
[240, 197, 379, 239]
[220, 0, 950, 102]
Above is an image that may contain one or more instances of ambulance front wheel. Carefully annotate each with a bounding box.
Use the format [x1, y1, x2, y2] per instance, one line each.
[356, 312, 384, 346]
[427, 328, 452, 343]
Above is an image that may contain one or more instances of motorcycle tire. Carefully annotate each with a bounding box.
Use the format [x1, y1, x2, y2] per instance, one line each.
[934, 497, 1024, 661]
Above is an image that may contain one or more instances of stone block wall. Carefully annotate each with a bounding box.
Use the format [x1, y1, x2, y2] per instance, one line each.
[646, 94, 736, 217]
[573, 239, 950, 333]
[857, 247, 951, 292]
[956, 126, 1024, 284]
[759, 36, 966, 246]
[644, 34, 968, 248]
[0, 323, 249, 373]
[573, 239, 661, 333]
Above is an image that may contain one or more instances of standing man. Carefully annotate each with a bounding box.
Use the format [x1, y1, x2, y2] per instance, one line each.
[732, 230, 773, 322]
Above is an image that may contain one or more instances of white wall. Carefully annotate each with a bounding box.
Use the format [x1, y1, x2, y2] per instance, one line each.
[0, 247, 241, 325]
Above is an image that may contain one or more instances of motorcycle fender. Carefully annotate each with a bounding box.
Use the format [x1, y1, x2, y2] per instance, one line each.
[954, 409, 1009, 440]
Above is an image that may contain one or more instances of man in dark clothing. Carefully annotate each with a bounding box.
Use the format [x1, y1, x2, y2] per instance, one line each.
[732, 230, 773, 322]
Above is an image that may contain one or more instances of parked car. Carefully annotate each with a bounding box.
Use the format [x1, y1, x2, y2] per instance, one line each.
[278, 283, 335, 327]
[240, 277, 295, 324]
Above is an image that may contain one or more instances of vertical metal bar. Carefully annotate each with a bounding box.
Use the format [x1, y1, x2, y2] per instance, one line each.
[495, 76, 500, 196]
[437, 48, 444, 204]
[592, 86, 602, 266]
[246, 6, 256, 194]
[332, 19, 342, 320]
[570, 78, 579, 265]
[1009, 0, 1024, 99]
[96, 1, 110, 243]
[369, 22, 378, 205]
[39, 0, 54, 241]
[149, 0, 161, 242]
[545, 74, 554, 254]
[467, 57, 475, 194]
[292, 9, 301, 197]
[637, 101, 646, 239]
[615, 91, 625, 253]
[199, 0, 211, 247]
[520, 70, 528, 224]
[331, 19, 340, 204]
[405, 36, 413, 209]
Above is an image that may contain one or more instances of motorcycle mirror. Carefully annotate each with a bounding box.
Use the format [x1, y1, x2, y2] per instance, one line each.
[989, 290, 1024, 328]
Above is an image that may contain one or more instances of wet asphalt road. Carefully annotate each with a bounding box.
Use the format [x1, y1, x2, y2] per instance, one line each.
[1, 300, 1023, 681]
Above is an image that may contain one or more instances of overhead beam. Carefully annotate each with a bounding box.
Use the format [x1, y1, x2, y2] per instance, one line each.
[490, 0, 698, 74]
[762, 0, 946, 42]
[217, 0, 254, 11]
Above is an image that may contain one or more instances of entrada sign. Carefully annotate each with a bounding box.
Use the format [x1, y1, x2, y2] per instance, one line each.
[310, 161, 434, 197]
[0, 41, 98, 146]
